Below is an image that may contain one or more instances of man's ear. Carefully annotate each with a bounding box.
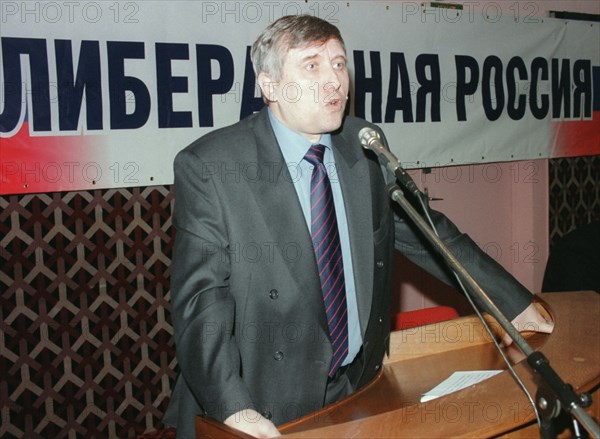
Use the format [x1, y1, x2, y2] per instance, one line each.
[257, 72, 278, 103]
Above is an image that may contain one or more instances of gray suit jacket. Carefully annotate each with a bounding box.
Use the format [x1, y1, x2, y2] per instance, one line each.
[164, 108, 532, 437]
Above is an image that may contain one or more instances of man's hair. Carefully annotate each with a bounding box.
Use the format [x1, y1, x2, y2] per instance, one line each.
[251, 15, 345, 80]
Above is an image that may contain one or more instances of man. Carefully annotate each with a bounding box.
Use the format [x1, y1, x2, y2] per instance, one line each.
[164, 15, 552, 438]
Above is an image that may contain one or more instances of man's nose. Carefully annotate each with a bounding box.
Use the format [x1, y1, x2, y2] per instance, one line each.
[321, 65, 342, 93]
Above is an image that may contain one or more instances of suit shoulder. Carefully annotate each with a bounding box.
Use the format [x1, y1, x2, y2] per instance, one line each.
[343, 115, 379, 129]
[176, 112, 263, 162]
[339, 116, 382, 137]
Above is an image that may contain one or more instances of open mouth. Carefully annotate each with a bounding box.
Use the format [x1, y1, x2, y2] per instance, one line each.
[326, 97, 343, 108]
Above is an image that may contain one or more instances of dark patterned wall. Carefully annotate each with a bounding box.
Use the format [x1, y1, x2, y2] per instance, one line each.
[1, 187, 176, 438]
[1, 155, 598, 438]
[548, 155, 600, 245]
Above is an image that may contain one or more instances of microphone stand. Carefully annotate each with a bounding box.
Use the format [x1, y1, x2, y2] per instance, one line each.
[385, 178, 599, 438]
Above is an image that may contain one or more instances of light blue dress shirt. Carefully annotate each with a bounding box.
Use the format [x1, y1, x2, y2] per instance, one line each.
[267, 109, 362, 367]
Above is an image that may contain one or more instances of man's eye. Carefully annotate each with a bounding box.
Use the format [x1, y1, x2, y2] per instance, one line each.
[306, 63, 316, 70]
[334, 62, 346, 69]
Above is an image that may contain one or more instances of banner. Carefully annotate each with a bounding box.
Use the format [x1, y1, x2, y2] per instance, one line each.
[1, 1, 599, 194]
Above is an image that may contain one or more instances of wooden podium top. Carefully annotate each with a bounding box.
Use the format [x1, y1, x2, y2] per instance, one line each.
[196, 291, 600, 438]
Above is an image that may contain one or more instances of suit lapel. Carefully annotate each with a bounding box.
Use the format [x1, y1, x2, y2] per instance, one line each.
[331, 129, 375, 339]
[246, 109, 328, 331]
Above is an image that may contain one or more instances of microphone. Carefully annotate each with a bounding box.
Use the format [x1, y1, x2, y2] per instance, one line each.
[358, 127, 421, 198]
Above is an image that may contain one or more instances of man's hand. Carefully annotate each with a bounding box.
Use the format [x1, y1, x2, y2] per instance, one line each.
[501, 302, 554, 347]
[224, 409, 281, 438]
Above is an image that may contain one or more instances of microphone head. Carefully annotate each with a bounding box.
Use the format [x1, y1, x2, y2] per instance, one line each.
[358, 127, 381, 149]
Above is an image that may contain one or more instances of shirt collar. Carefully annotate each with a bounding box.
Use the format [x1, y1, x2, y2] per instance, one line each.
[268, 108, 332, 164]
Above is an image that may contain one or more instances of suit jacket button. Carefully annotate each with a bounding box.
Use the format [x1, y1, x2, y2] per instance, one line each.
[269, 289, 279, 299]
[261, 411, 273, 420]
[273, 351, 284, 361]
[376, 260, 384, 269]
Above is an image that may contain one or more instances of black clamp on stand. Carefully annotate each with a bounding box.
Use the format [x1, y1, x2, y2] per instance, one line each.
[531, 355, 593, 438]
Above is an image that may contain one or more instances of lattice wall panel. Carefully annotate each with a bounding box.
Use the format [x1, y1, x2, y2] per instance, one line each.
[1, 186, 177, 439]
[548, 155, 600, 245]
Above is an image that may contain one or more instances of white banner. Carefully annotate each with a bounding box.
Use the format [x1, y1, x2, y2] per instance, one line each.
[1, 1, 598, 194]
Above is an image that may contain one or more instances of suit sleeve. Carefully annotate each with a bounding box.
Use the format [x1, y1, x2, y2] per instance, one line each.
[372, 127, 533, 320]
[392, 208, 533, 320]
[170, 148, 256, 421]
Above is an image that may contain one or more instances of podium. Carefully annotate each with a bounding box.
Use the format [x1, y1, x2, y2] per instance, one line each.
[196, 292, 600, 438]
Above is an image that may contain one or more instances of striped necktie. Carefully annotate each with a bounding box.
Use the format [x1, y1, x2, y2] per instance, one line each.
[304, 144, 349, 377]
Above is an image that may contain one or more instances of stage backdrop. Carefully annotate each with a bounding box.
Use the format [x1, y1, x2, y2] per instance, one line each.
[1, 1, 599, 194]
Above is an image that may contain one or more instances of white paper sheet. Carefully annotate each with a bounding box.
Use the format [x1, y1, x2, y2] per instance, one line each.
[421, 370, 503, 402]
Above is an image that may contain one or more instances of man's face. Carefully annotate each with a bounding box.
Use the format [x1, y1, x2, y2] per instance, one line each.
[259, 38, 349, 143]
